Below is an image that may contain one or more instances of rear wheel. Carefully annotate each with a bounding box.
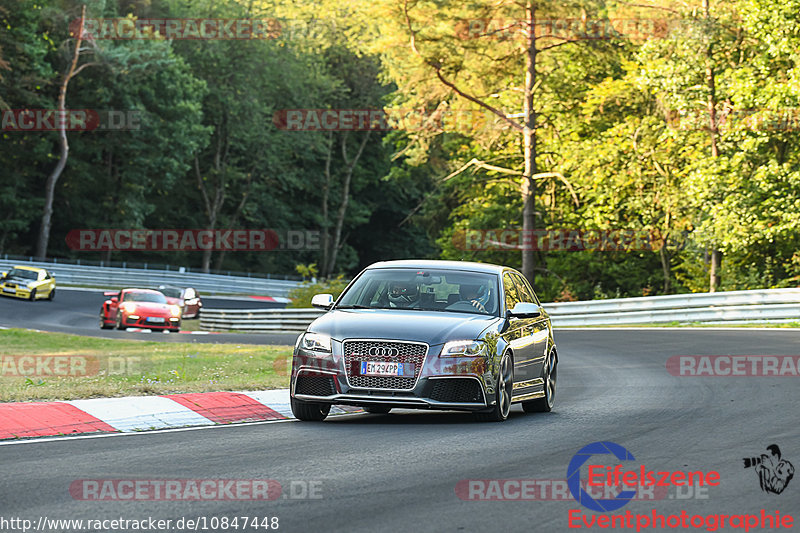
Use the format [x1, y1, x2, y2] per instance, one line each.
[364, 406, 391, 414]
[48, 288, 55, 301]
[475, 351, 513, 422]
[99, 311, 112, 329]
[291, 397, 330, 421]
[522, 349, 557, 413]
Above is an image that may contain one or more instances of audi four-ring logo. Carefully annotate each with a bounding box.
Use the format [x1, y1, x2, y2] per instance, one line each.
[368, 347, 400, 357]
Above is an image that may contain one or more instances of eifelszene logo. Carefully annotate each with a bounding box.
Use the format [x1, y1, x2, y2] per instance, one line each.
[567, 441, 721, 512]
[567, 441, 637, 512]
[743, 444, 794, 494]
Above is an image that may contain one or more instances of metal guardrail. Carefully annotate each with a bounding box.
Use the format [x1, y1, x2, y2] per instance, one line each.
[199, 288, 800, 333]
[0, 259, 301, 297]
[545, 288, 800, 326]
[200, 308, 324, 333]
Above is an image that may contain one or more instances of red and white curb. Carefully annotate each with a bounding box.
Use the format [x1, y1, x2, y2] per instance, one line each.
[0, 389, 359, 440]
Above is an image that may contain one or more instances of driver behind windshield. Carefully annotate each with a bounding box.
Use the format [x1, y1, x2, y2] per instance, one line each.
[387, 280, 420, 308]
[459, 283, 487, 312]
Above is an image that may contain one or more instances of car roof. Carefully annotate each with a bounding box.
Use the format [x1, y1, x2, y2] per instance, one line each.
[365, 259, 508, 275]
[11, 266, 44, 272]
[123, 288, 163, 294]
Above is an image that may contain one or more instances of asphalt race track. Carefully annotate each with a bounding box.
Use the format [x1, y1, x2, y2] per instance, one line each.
[2, 329, 799, 533]
[0, 288, 298, 345]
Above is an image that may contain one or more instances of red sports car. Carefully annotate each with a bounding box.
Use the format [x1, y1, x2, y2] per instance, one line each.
[100, 289, 182, 332]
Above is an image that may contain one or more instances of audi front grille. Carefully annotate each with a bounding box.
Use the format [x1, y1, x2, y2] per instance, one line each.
[428, 378, 484, 403]
[295, 375, 338, 397]
[343, 340, 428, 390]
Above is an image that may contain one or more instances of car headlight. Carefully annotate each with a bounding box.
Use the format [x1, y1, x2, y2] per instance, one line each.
[27, 282, 36, 289]
[441, 340, 487, 357]
[169, 305, 182, 316]
[120, 302, 137, 313]
[300, 332, 332, 353]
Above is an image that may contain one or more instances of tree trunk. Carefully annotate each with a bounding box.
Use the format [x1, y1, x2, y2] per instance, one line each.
[659, 245, 671, 293]
[325, 131, 371, 278]
[320, 132, 334, 276]
[213, 175, 252, 271]
[521, 0, 538, 287]
[704, 0, 722, 292]
[196, 118, 229, 273]
[36, 6, 86, 260]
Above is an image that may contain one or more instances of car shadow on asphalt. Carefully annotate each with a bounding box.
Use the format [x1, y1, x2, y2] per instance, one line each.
[328, 408, 560, 425]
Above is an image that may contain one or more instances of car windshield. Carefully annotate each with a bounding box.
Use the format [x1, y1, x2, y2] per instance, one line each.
[124, 292, 167, 303]
[159, 288, 182, 298]
[7, 269, 38, 280]
[336, 268, 499, 316]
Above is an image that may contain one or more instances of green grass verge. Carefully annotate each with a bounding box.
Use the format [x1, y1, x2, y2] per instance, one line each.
[0, 329, 292, 403]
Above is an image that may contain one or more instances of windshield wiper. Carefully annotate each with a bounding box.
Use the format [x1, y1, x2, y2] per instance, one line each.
[335, 304, 373, 310]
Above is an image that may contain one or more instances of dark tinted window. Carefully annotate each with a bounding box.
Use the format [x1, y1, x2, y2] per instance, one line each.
[337, 268, 499, 316]
[159, 287, 182, 298]
[7, 269, 38, 280]
[124, 291, 167, 303]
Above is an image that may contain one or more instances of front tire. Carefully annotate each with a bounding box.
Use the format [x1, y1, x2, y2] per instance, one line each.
[291, 396, 330, 421]
[115, 313, 126, 330]
[29, 288, 36, 301]
[523, 349, 557, 413]
[476, 351, 513, 422]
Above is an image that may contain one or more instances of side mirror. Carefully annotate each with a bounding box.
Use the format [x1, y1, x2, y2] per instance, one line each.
[508, 302, 541, 319]
[311, 293, 334, 310]
[0, 272, 5, 280]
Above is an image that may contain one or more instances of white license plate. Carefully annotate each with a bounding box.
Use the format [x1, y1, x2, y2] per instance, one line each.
[146, 317, 165, 323]
[360, 361, 408, 377]
[3, 287, 15, 293]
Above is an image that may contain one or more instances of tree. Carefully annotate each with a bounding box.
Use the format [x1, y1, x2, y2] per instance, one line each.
[36, 5, 97, 259]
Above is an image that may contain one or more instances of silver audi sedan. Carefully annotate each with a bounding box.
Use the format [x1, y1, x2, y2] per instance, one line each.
[290, 260, 557, 422]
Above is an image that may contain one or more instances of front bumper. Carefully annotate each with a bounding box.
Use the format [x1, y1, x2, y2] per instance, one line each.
[291, 340, 497, 412]
[0, 284, 34, 299]
[121, 315, 181, 330]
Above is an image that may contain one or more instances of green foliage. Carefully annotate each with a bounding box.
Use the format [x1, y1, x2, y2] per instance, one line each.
[2, 0, 799, 301]
[287, 276, 350, 308]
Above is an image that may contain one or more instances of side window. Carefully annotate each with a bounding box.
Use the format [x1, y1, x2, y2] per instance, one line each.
[503, 273, 521, 312]
[512, 273, 538, 305]
[39, 271, 46, 281]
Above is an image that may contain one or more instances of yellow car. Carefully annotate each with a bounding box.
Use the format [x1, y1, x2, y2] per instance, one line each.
[0, 266, 56, 301]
